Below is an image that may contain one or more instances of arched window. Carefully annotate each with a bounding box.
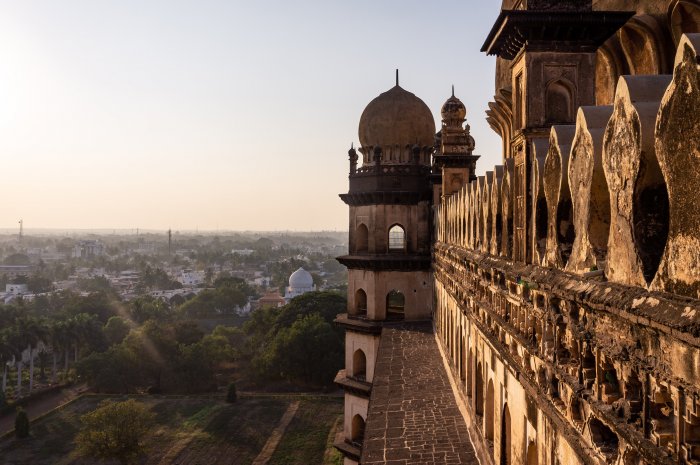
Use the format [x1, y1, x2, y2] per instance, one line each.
[355, 289, 367, 316]
[352, 349, 366, 380]
[386, 290, 405, 320]
[355, 223, 369, 254]
[351, 414, 366, 444]
[388, 224, 406, 252]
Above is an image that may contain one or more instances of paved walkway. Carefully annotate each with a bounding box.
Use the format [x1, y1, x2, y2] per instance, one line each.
[361, 323, 478, 465]
[0, 384, 88, 436]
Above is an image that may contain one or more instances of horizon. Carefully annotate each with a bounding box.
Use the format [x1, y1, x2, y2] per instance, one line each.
[0, 1, 502, 231]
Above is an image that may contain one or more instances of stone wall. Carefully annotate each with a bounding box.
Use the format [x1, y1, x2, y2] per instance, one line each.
[434, 34, 700, 465]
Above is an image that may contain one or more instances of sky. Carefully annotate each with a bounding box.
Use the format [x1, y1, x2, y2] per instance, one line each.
[0, 1, 503, 232]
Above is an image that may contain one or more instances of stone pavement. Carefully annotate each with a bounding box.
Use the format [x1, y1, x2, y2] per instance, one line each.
[361, 322, 478, 465]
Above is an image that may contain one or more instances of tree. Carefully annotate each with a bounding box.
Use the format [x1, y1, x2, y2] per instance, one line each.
[75, 399, 155, 465]
[103, 316, 130, 346]
[15, 408, 29, 438]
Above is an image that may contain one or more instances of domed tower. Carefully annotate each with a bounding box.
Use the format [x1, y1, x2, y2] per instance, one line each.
[334, 74, 436, 464]
[432, 87, 479, 204]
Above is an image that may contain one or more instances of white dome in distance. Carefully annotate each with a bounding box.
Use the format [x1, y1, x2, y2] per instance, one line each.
[289, 267, 313, 290]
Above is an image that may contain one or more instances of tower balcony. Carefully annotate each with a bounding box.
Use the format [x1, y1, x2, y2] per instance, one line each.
[337, 253, 431, 272]
[340, 164, 432, 206]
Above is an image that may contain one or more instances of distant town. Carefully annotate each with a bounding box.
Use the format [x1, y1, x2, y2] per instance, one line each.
[0, 230, 347, 308]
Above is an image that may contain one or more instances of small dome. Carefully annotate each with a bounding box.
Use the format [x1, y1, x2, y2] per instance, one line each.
[441, 94, 466, 121]
[289, 267, 313, 289]
[358, 85, 436, 148]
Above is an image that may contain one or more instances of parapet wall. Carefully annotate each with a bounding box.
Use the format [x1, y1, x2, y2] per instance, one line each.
[434, 34, 700, 465]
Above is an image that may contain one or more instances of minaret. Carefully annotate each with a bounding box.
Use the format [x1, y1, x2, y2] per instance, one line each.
[334, 78, 436, 464]
[431, 87, 479, 204]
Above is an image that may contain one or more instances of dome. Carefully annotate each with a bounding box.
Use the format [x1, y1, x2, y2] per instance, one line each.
[441, 94, 466, 121]
[358, 85, 436, 148]
[289, 267, 313, 289]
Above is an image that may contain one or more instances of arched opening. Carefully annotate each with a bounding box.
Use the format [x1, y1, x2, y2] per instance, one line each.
[388, 224, 406, 252]
[351, 414, 366, 444]
[526, 441, 538, 465]
[460, 333, 466, 382]
[355, 223, 369, 254]
[467, 348, 473, 397]
[588, 418, 619, 458]
[620, 21, 663, 75]
[501, 404, 512, 465]
[475, 362, 484, 416]
[355, 288, 367, 316]
[670, 1, 700, 44]
[485, 379, 495, 441]
[386, 290, 405, 320]
[352, 349, 366, 381]
[545, 79, 574, 124]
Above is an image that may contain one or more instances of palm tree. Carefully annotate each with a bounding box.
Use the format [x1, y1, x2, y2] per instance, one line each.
[0, 330, 14, 394]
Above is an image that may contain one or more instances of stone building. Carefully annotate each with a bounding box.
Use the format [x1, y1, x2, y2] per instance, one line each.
[334, 1, 700, 465]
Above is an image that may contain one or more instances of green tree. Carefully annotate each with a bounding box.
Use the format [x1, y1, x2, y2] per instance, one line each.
[75, 399, 155, 465]
[103, 316, 131, 346]
[257, 313, 342, 386]
[15, 408, 30, 438]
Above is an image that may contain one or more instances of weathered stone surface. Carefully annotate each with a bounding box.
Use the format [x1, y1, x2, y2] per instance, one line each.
[566, 105, 613, 274]
[475, 176, 484, 251]
[602, 75, 672, 288]
[543, 125, 576, 268]
[490, 166, 504, 256]
[482, 171, 494, 254]
[652, 34, 700, 298]
[360, 323, 478, 465]
[502, 159, 515, 258]
[530, 138, 549, 265]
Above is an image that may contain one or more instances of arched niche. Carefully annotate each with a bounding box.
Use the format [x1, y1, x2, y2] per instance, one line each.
[354, 288, 367, 316]
[526, 440, 538, 465]
[669, 0, 700, 44]
[596, 37, 628, 106]
[352, 349, 366, 380]
[351, 414, 366, 444]
[476, 361, 484, 416]
[619, 15, 669, 75]
[485, 378, 495, 441]
[388, 224, 406, 252]
[386, 290, 405, 320]
[545, 78, 575, 124]
[501, 404, 512, 465]
[355, 223, 369, 254]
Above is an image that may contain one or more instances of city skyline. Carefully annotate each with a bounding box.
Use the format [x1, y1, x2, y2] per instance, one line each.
[0, 1, 501, 231]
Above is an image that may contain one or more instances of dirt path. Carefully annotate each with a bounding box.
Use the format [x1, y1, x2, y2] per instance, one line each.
[0, 384, 88, 436]
[251, 400, 300, 465]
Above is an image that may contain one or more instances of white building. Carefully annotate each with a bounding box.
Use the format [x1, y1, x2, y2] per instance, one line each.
[284, 267, 315, 302]
[180, 270, 205, 287]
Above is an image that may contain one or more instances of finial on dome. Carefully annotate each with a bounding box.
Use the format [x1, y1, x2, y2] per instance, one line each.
[451, 85, 454, 97]
[396, 69, 399, 86]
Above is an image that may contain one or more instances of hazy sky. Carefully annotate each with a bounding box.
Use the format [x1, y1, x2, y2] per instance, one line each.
[0, 1, 502, 232]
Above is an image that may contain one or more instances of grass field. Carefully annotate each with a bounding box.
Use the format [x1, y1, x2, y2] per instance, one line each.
[0, 394, 343, 465]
